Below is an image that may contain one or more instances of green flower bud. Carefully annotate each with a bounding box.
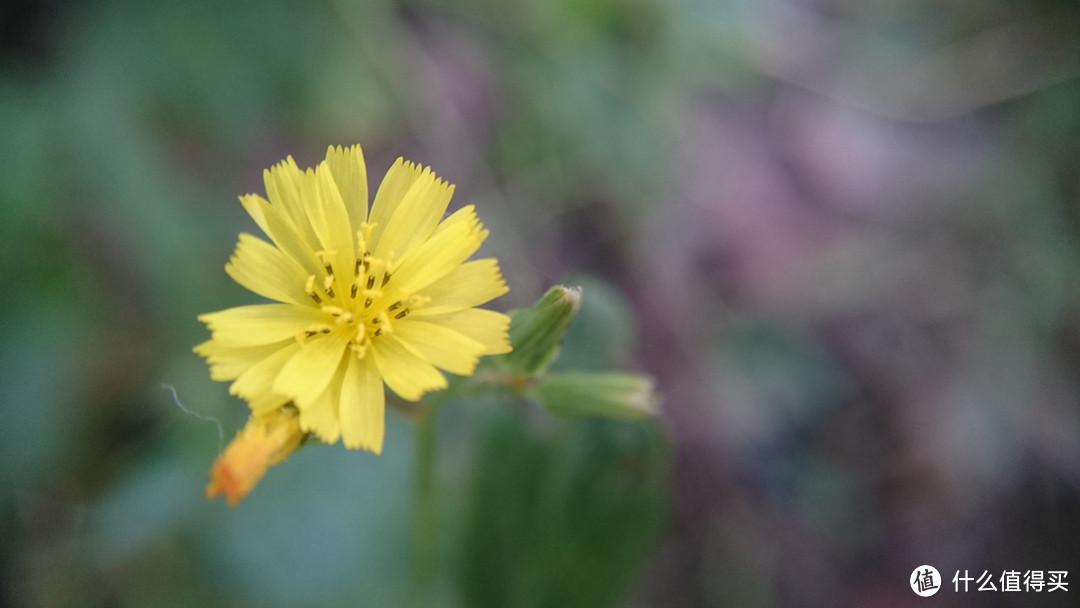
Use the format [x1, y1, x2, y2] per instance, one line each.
[536, 372, 659, 419]
[502, 286, 582, 376]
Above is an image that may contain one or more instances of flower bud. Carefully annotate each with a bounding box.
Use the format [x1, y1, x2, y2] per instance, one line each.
[502, 286, 582, 377]
[536, 372, 659, 419]
[206, 407, 305, 506]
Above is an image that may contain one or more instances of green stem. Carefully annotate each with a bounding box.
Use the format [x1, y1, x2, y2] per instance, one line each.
[406, 396, 442, 607]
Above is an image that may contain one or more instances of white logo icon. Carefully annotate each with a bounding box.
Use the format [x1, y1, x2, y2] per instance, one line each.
[911, 565, 941, 597]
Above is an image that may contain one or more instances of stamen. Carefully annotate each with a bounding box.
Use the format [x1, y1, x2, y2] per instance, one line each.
[374, 311, 392, 333]
[381, 272, 391, 287]
[316, 250, 335, 275]
[360, 222, 376, 244]
[349, 339, 369, 358]
[305, 275, 322, 304]
[408, 294, 432, 308]
[296, 324, 332, 344]
[323, 275, 336, 298]
[361, 288, 382, 309]
[394, 308, 409, 319]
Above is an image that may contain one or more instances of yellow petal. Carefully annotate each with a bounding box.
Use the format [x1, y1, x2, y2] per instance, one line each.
[195, 339, 292, 381]
[324, 144, 369, 228]
[297, 355, 346, 444]
[313, 163, 358, 280]
[272, 329, 351, 408]
[368, 158, 424, 246]
[417, 308, 511, 355]
[339, 354, 385, 453]
[199, 304, 328, 346]
[247, 390, 292, 416]
[239, 193, 321, 275]
[370, 334, 447, 401]
[372, 166, 454, 262]
[263, 156, 322, 252]
[414, 258, 509, 315]
[230, 342, 300, 401]
[388, 206, 487, 296]
[393, 319, 487, 376]
[238, 193, 270, 236]
[225, 233, 310, 305]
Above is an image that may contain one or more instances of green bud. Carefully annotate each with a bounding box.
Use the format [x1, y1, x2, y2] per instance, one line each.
[502, 285, 582, 376]
[536, 372, 659, 419]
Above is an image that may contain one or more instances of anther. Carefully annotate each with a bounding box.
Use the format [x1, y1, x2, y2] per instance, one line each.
[350, 282, 359, 298]
[388, 301, 402, 311]
[316, 250, 335, 275]
[408, 294, 432, 307]
[381, 272, 391, 287]
[305, 275, 323, 304]
[394, 308, 409, 319]
[361, 222, 376, 243]
[323, 275, 336, 298]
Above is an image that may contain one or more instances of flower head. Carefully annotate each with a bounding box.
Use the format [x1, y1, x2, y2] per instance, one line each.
[196, 145, 510, 455]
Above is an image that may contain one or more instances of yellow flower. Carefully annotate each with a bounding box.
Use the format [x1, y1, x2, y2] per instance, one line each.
[196, 145, 511, 454]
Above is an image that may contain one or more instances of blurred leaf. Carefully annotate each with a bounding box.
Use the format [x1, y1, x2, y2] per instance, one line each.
[199, 416, 416, 608]
[719, 322, 852, 424]
[0, 308, 84, 490]
[459, 408, 668, 608]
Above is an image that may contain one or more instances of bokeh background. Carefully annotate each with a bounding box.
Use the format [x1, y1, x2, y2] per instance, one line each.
[3, 0, 1080, 606]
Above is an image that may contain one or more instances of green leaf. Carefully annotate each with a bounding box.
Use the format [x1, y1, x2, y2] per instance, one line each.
[459, 409, 669, 608]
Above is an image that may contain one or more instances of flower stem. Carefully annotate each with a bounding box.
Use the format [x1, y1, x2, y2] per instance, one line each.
[406, 398, 441, 607]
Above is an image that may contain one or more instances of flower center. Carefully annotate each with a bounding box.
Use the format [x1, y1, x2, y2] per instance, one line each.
[296, 225, 429, 357]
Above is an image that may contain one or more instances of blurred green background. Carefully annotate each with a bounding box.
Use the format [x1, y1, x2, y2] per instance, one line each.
[3, 0, 1080, 606]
